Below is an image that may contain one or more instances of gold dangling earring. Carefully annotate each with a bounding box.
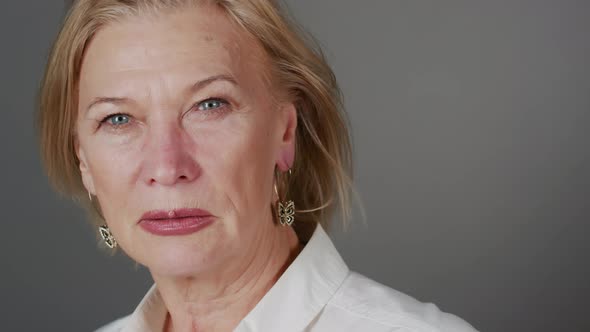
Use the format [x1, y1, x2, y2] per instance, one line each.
[99, 225, 117, 249]
[88, 191, 117, 249]
[275, 169, 295, 226]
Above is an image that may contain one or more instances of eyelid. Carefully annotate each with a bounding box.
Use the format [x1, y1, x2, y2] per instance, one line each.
[97, 96, 231, 129]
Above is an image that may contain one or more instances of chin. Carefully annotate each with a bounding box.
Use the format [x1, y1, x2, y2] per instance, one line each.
[149, 253, 214, 277]
[133, 226, 233, 277]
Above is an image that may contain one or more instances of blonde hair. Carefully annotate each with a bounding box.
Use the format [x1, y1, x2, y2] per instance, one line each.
[38, 0, 354, 241]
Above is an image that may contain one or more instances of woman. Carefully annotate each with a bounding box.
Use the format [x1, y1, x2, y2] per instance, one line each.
[38, 0, 478, 331]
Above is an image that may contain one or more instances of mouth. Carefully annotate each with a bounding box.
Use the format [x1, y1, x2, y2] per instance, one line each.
[138, 208, 215, 236]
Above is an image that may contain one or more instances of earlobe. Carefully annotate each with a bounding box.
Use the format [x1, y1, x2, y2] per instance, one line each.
[277, 149, 294, 172]
[276, 103, 297, 171]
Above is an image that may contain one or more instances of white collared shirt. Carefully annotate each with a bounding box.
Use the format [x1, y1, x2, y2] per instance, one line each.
[96, 225, 478, 332]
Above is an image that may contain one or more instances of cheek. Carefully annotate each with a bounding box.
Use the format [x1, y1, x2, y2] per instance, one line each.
[87, 144, 140, 225]
[199, 113, 277, 221]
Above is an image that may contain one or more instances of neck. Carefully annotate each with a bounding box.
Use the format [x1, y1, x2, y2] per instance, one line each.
[153, 221, 301, 332]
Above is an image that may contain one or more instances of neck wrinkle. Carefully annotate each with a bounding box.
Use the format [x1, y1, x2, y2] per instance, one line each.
[156, 223, 301, 332]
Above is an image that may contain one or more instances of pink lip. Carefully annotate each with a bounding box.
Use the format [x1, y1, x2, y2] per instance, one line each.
[138, 208, 215, 236]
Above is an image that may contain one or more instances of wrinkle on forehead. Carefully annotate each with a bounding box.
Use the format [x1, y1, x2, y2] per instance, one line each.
[83, 6, 240, 71]
[78, 2, 275, 115]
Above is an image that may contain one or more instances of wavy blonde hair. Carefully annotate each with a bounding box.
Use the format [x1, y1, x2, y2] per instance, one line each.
[38, 0, 353, 241]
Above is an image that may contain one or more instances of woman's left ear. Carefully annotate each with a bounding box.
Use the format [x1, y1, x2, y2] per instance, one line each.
[276, 102, 297, 172]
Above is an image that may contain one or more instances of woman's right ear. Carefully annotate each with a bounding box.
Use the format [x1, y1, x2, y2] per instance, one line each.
[75, 138, 96, 196]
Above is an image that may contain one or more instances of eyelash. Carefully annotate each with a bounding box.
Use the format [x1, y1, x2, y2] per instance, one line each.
[98, 97, 230, 129]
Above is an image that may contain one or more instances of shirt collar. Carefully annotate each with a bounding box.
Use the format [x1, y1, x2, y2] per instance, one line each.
[121, 282, 166, 332]
[235, 223, 349, 332]
[122, 223, 349, 332]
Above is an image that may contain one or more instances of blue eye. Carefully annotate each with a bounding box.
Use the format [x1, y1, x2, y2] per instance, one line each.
[102, 114, 130, 126]
[198, 98, 227, 111]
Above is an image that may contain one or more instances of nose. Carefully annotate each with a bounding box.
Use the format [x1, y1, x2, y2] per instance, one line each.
[142, 121, 200, 187]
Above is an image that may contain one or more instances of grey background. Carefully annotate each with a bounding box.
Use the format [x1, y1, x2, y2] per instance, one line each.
[1, 1, 588, 331]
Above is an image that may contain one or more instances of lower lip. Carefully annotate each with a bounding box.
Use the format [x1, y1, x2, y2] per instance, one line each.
[139, 216, 214, 236]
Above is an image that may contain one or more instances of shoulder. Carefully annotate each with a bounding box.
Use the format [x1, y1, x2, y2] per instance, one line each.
[325, 272, 479, 332]
[93, 315, 131, 332]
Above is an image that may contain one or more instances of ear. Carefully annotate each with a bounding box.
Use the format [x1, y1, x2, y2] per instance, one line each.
[75, 137, 96, 195]
[276, 102, 297, 171]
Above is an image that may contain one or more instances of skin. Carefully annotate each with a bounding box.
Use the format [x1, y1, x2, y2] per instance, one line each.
[75, 4, 301, 332]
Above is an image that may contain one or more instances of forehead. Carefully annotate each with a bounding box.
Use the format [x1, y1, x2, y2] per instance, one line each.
[79, 4, 268, 101]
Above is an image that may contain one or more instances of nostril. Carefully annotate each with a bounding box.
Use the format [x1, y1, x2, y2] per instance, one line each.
[145, 155, 200, 186]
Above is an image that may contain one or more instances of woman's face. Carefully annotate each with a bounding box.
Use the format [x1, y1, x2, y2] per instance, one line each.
[75, 5, 296, 276]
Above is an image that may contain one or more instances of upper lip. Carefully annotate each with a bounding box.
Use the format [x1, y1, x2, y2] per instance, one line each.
[139, 208, 213, 222]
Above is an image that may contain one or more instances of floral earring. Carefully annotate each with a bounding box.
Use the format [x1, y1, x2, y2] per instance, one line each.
[98, 225, 117, 249]
[89, 191, 117, 249]
[274, 169, 295, 226]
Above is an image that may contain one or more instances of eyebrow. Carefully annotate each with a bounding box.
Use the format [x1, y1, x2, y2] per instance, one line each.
[188, 74, 238, 94]
[85, 74, 238, 114]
